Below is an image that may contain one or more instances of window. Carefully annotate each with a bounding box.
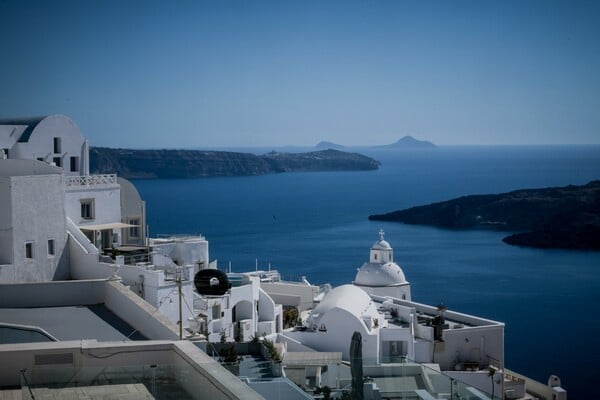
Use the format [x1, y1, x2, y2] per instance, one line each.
[70, 156, 79, 172]
[25, 242, 34, 259]
[37, 157, 44, 162]
[53, 137, 61, 153]
[129, 218, 140, 238]
[53, 157, 62, 167]
[212, 304, 221, 319]
[81, 199, 95, 220]
[48, 239, 55, 256]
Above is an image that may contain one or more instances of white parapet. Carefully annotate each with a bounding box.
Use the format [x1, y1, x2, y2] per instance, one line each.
[65, 174, 118, 189]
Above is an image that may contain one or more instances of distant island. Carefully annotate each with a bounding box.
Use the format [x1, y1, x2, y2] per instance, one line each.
[315, 141, 345, 150]
[315, 136, 435, 149]
[377, 136, 436, 149]
[369, 181, 600, 250]
[90, 147, 380, 179]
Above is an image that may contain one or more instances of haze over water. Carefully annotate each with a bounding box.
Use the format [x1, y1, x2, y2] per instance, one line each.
[133, 145, 600, 398]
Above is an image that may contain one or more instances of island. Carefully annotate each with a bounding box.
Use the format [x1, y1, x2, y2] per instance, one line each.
[377, 136, 436, 149]
[315, 141, 345, 150]
[314, 136, 436, 149]
[90, 147, 380, 179]
[369, 181, 600, 250]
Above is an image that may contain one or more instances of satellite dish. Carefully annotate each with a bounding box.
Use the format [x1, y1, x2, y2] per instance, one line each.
[194, 269, 231, 296]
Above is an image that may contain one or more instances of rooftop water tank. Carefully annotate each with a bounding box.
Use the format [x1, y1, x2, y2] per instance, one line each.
[194, 269, 231, 296]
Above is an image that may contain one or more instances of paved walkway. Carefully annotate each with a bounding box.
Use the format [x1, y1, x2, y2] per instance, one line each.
[0, 389, 21, 400]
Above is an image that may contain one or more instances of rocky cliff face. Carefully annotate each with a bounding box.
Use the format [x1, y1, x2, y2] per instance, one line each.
[369, 181, 600, 250]
[90, 147, 379, 179]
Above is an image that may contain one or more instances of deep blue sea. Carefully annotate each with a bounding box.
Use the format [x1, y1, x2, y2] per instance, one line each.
[133, 145, 600, 398]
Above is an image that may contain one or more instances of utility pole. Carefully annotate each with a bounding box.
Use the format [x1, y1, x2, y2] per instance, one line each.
[176, 268, 183, 340]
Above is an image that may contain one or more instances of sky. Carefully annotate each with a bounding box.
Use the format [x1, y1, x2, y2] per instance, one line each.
[0, 0, 599, 148]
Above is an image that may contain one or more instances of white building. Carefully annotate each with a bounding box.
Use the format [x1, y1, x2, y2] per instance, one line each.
[279, 234, 503, 367]
[0, 115, 89, 175]
[193, 272, 283, 343]
[354, 229, 411, 301]
[0, 115, 142, 275]
[119, 177, 147, 246]
[0, 115, 196, 332]
[0, 114, 283, 340]
[0, 160, 69, 282]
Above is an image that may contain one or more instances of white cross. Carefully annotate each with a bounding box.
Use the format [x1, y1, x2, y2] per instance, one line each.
[379, 229, 385, 240]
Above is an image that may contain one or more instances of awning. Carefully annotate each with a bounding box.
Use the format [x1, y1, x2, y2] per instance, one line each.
[78, 222, 138, 231]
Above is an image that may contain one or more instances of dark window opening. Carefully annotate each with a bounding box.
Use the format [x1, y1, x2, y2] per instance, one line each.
[70, 156, 79, 172]
[53, 137, 61, 153]
[48, 239, 55, 256]
[25, 242, 34, 259]
[81, 200, 94, 220]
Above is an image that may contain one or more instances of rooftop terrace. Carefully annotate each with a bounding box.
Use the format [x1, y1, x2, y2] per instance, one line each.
[0, 304, 145, 344]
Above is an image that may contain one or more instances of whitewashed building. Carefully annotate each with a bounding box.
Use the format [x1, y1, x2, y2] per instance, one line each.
[193, 271, 283, 343]
[0, 160, 69, 282]
[0, 114, 282, 339]
[0, 115, 89, 175]
[0, 115, 197, 332]
[354, 230, 412, 301]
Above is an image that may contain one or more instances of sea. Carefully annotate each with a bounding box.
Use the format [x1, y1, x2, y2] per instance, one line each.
[132, 145, 600, 398]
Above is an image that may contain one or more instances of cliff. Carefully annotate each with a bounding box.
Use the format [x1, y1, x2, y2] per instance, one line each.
[369, 181, 600, 250]
[90, 147, 380, 179]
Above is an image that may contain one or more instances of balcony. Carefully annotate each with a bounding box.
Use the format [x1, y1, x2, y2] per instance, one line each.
[65, 174, 118, 189]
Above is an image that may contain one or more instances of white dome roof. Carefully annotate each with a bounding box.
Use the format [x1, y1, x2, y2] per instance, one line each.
[354, 262, 407, 287]
[308, 285, 379, 326]
[309, 285, 379, 325]
[372, 239, 392, 250]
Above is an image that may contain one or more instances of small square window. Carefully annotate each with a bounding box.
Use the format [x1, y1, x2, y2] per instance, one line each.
[53, 157, 62, 167]
[48, 239, 55, 256]
[25, 242, 34, 259]
[81, 199, 95, 220]
[70, 156, 79, 172]
[53, 137, 61, 153]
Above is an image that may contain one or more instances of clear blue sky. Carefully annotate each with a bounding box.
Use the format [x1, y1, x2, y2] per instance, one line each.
[1, 0, 598, 147]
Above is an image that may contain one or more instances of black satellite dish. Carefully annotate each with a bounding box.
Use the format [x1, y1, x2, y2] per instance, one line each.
[194, 269, 231, 296]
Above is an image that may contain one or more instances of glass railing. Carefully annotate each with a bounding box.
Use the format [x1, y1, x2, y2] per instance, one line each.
[195, 342, 502, 400]
[19, 365, 196, 400]
[18, 354, 501, 399]
[343, 356, 502, 400]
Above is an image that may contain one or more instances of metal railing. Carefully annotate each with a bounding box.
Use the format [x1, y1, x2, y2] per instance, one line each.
[65, 174, 118, 188]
